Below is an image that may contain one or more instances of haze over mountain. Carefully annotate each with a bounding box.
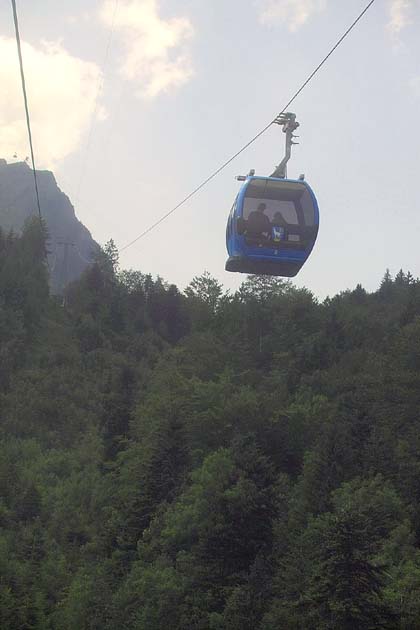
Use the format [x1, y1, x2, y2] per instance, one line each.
[0, 159, 98, 293]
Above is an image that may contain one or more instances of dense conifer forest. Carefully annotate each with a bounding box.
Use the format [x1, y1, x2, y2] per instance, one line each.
[1, 219, 420, 629]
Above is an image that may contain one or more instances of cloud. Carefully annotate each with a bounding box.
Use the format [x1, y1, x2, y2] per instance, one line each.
[387, 0, 413, 39]
[257, 1, 415, 40]
[256, 0, 327, 30]
[0, 37, 104, 168]
[100, 0, 194, 99]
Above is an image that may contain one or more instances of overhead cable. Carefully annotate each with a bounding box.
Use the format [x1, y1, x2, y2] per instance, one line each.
[11, 0, 43, 223]
[119, 0, 377, 253]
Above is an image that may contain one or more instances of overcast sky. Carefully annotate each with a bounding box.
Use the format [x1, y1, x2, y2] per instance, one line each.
[0, 0, 419, 297]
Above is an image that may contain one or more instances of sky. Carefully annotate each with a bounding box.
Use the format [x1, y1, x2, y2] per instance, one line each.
[0, 0, 419, 298]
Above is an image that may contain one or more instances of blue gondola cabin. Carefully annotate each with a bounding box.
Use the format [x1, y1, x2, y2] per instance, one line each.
[225, 175, 319, 277]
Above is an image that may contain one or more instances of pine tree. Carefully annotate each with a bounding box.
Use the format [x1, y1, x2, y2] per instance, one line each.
[307, 509, 394, 629]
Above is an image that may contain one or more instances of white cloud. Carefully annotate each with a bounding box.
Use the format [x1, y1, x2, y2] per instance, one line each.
[100, 0, 194, 99]
[387, 0, 413, 39]
[257, 1, 416, 39]
[256, 0, 327, 31]
[0, 37, 104, 168]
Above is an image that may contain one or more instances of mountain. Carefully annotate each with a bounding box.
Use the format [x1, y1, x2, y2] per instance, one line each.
[0, 158, 98, 293]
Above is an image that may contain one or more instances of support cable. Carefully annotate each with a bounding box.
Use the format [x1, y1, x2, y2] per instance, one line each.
[11, 0, 50, 269]
[119, 0, 376, 253]
[11, 0, 42, 223]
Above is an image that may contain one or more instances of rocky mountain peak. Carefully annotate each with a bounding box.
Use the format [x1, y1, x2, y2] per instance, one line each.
[0, 159, 98, 293]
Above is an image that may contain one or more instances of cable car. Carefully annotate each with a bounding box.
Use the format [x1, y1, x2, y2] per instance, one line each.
[225, 175, 319, 277]
[225, 112, 319, 278]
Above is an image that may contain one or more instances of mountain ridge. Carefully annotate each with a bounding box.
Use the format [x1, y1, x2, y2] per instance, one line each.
[0, 158, 98, 293]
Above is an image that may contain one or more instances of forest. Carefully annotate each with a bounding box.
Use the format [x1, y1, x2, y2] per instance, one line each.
[1, 217, 420, 629]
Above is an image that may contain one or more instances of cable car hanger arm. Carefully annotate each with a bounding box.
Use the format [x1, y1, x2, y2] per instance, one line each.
[270, 112, 300, 179]
[236, 112, 302, 182]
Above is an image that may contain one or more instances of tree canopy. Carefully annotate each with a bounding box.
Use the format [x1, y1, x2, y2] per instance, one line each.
[1, 231, 420, 628]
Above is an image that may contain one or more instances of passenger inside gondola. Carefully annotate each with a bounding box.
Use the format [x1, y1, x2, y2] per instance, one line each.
[272, 211, 288, 242]
[246, 202, 271, 241]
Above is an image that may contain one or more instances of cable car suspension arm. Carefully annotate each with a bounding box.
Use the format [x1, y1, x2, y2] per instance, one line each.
[271, 112, 300, 179]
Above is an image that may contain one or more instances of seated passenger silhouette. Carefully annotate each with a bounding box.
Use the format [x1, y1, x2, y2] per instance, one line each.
[272, 210, 288, 242]
[246, 203, 271, 240]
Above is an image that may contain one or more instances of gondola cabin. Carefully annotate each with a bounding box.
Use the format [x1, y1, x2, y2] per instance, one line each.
[225, 176, 319, 277]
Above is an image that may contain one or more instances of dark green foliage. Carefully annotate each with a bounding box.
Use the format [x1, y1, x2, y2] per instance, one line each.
[1, 239, 420, 628]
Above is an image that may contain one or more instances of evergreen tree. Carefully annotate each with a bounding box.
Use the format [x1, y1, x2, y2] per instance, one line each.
[306, 509, 394, 629]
